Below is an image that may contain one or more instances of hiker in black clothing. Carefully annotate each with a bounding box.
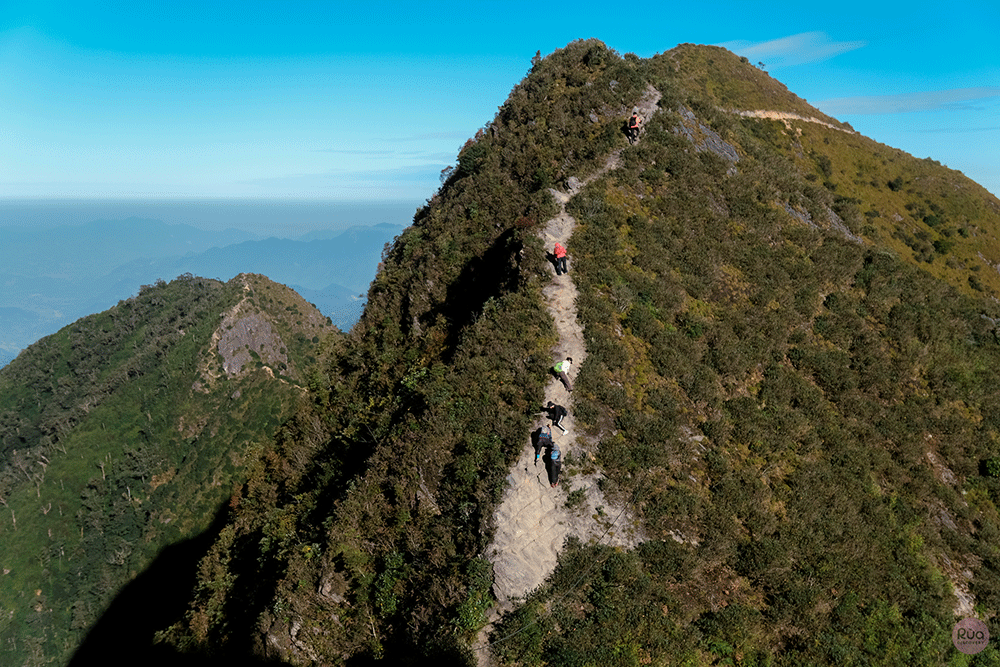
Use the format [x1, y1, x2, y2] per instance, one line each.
[532, 426, 562, 487]
[534, 425, 553, 464]
[543, 401, 568, 434]
[548, 439, 562, 487]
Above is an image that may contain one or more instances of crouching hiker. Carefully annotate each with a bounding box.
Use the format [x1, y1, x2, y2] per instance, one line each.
[544, 401, 568, 434]
[553, 357, 573, 392]
[534, 425, 553, 464]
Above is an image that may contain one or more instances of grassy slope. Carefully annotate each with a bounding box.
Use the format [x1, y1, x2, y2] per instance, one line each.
[664, 44, 1000, 298]
[54, 41, 1000, 667]
[493, 45, 1000, 666]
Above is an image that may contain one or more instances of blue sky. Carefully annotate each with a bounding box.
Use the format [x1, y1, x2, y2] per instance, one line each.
[1, 1, 998, 201]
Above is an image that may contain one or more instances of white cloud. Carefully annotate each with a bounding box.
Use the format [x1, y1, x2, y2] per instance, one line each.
[718, 31, 866, 68]
[817, 87, 1000, 115]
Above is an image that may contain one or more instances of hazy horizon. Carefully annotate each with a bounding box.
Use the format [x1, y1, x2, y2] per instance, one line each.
[0, 197, 423, 238]
[0, 198, 417, 368]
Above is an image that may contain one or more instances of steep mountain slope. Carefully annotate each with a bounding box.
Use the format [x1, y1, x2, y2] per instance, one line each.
[491, 44, 1000, 666]
[151, 40, 1000, 667]
[488, 85, 663, 612]
[152, 39, 652, 666]
[16, 39, 1000, 666]
[0, 273, 334, 667]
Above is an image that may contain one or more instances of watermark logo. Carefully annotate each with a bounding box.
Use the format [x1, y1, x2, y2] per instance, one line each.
[953, 617, 989, 655]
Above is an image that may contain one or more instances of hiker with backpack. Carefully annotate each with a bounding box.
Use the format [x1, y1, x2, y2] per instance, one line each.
[534, 425, 553, 464]
[628, 111, 642, 144]
[543, 401, 568, 434]
[533, 426, 562, 487]
[548, 438, 562, 487]
[553, 357, 573, 392]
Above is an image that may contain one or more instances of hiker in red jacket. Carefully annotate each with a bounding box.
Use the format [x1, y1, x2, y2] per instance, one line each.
[553, 242, 568, 275]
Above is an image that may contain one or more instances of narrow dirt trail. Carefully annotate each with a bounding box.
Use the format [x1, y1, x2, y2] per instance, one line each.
[474, 87, 661, 665]
[733, 109, 855, 133]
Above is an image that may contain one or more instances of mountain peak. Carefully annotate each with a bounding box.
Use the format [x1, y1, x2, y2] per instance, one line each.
[155, 40, 1000, 665]
[662, 43, 849, 128]
[8, 40, 1000, 667]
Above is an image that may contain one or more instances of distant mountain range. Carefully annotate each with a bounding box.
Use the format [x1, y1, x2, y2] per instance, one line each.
[0, 219, 403, 365]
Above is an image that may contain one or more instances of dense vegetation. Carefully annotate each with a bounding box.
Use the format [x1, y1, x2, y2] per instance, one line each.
[149, 44, 642, 667]
[0, 273, 332, 666]
[492, 45, 1000, 666]
[7, 40, 1000, 666]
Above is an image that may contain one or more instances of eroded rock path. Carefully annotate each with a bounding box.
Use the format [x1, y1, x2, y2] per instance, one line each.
[475, 86, 661, 664]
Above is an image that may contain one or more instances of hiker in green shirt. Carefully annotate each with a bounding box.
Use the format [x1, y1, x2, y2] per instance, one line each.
[553, 357, 573, 392]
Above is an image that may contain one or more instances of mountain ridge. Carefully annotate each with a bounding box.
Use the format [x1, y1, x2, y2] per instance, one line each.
[0, 272, 336, 667]
[150, 40, 1000, 665]
[486, 85, 663, 617]
[6, 39, 1000, 666]
[0, 221, 402, 363]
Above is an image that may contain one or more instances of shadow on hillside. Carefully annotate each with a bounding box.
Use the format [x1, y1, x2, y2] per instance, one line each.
[68, 502, 288, 667]
[437, 227, 524, 361]
[344, 643, 475, 667]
